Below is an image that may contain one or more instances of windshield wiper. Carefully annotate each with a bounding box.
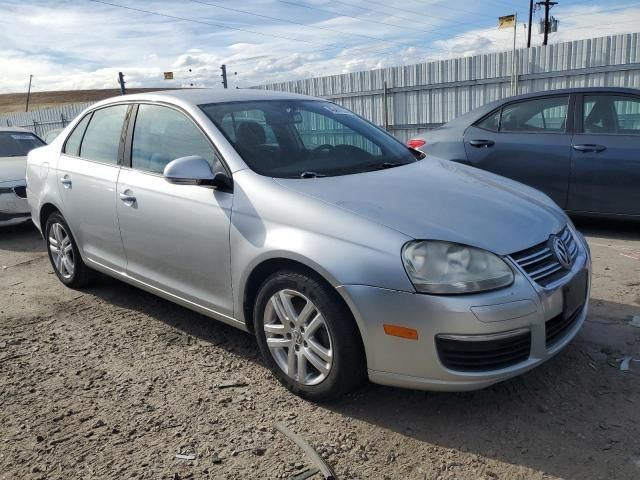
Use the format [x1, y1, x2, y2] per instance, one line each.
[299, 171, 325, 178]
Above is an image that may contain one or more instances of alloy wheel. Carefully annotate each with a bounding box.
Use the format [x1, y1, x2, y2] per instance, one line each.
[48, 222, 75, 279]
[263, 289, 333, 386]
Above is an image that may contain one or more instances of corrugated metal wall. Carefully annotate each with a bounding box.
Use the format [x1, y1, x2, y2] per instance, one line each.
[259, 33, 640, 141]
[0, 102, 92, 138]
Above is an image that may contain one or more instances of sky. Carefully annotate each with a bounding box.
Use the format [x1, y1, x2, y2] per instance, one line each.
[1, 0, 640, 93]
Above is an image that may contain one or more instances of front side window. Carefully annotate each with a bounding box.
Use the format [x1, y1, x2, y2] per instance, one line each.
[0, 131, 44, 157]
[132, 104, 220, 174]
[79, 105, 128, 164]
[499, 96, 569, 133]
[583, 95, 640, 135]
[201, 100, 417, 178]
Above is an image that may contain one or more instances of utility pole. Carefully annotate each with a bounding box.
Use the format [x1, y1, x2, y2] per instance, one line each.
[25, 74, 33, 112]
[220, 64, 228, 89]
[118, 72, 126, 95]
[527, 0, 534, 48]
[536, 0, 558, 46]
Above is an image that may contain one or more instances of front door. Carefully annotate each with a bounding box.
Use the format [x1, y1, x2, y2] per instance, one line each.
[568, 93, 640, 216]
[463, 95, 573, 208]
[56, 104, 130, 272]
[116, 104, 234, 317]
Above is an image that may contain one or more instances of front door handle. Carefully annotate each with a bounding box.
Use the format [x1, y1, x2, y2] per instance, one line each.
[573, 144, 606, 153]
[119, 192, 137, 206]
[469, 139, 495, 148]
[60, 176, 72, 189]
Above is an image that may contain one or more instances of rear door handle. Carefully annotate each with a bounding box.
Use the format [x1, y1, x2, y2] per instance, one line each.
[469, 139, 495, 148]
[119, 192, 137, 206]
[573, 144, 606, 153]
[60, 176, 72, 189]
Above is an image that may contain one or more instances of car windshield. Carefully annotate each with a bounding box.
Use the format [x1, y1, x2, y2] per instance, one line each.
[200, 100, 418, 178]
[0, 131, 45, 157]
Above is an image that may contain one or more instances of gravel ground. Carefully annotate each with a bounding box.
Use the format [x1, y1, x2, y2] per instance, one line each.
[1, 219, 639, 480]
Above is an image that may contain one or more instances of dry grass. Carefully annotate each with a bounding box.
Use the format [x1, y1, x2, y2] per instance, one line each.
[0, 88, 178, 114]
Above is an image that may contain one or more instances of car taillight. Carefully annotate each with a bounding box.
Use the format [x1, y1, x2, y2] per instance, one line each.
[407, 139, 426, 149]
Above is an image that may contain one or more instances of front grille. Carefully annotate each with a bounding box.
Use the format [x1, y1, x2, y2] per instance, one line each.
[509, 226, 579, 286]
[13, 185, 27, 198]
[546, 306, 584, 348]
[436, 330, 531, 372]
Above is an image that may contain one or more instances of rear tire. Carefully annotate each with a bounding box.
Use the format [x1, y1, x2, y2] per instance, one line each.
[45, 212, 96, 288]
[254, 270, 365, 401]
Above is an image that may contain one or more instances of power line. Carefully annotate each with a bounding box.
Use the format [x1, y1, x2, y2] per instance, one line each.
[87, 0, 341, 48]
[188, 0, 414, 45]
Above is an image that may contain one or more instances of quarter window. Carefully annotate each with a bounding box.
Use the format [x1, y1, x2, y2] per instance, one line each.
[131, 105, 221, 174]
[583, 95, 640, 135]
[476, 109, 501, 132]
[79, 105, 128, 164]
[63, 113, 92, 156]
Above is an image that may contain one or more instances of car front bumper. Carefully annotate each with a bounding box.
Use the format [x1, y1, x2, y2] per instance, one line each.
[0, 181, 30, 226]
[339, 232, 591, 392]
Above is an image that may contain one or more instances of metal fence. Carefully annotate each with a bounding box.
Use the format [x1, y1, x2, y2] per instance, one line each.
[0, 102, 92, 138]
[259, 32, 640, 142]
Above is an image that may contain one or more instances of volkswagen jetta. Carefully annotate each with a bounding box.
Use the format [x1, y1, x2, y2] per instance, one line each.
[26, 89, 591, 400]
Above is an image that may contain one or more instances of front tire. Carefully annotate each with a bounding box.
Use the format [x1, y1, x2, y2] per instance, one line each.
[45, 212, 95, 288]
[254, 271, 365, 401]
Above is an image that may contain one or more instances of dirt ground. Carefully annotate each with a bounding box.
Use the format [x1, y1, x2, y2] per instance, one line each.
[1, 219, 639, 480]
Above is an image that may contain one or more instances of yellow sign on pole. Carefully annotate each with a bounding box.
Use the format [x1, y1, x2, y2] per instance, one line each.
[498, 14, 516, 29]
[163, 71, 174, 80]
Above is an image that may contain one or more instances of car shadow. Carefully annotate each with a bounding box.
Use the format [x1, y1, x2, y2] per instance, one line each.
[0, 221, 44, 253]
[84, 271, 639, 479]
[572, 215, 640, 241]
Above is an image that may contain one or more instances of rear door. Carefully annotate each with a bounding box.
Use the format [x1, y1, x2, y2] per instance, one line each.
[568, 93, 640, 216]
[463, 95, 573, 208]
[56, 104, 131, 272]
[116, 103, 234, 317]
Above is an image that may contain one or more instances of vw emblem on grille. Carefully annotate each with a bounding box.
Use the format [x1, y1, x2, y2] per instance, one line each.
[552, 236, 572, 269]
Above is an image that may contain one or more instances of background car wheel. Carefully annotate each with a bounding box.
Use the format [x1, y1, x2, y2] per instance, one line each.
[45, 212, 95, 288]
[254, 270, 365, 401]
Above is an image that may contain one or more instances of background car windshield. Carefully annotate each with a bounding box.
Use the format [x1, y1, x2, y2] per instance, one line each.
[0, 131, 45, 157]
[200, 100, 417, 177]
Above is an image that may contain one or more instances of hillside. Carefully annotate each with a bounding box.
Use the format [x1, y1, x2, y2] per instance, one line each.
[0, 88, 178, 114]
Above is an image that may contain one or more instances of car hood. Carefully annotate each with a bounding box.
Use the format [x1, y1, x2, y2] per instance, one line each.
[0, 156, 27, 183]
[274, 158, 566, 255]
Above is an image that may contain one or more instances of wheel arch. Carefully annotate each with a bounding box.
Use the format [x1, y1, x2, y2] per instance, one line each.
[240, 256, 366, 363]
[39, 202, 61, 234]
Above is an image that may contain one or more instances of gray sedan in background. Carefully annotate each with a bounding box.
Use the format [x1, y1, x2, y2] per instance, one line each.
[408, 87, 640, 218]
[27, 89, 590, 400]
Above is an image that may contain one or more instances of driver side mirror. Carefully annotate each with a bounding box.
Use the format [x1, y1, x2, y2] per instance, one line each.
[163, 156, 233, 192]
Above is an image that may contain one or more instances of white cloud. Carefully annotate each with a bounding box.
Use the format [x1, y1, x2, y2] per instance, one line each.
[0, 0, 639, 95]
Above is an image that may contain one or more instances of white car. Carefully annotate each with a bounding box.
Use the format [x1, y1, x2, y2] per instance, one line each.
[0, 127, 45, 226]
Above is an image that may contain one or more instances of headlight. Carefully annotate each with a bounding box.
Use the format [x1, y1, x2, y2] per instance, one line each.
[402, 241, 514, 294]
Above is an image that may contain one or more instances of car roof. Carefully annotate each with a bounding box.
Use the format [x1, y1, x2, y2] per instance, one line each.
[496, 86, 639, 103]
[90, 88, 320, 110]
[0, 127, 32, 133]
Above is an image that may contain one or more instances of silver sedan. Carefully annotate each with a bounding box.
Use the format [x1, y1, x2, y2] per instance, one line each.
[26, 89, 591, 400]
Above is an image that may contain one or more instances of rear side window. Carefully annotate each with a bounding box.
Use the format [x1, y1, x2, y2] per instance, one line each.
[63, 114, 92, 156]
[131, 104, 221, 174]
[500, 97, 568, 133]
[476, 96, 569, 133]
[583, 95, 640, 134]
[79, 105, 128, 164]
